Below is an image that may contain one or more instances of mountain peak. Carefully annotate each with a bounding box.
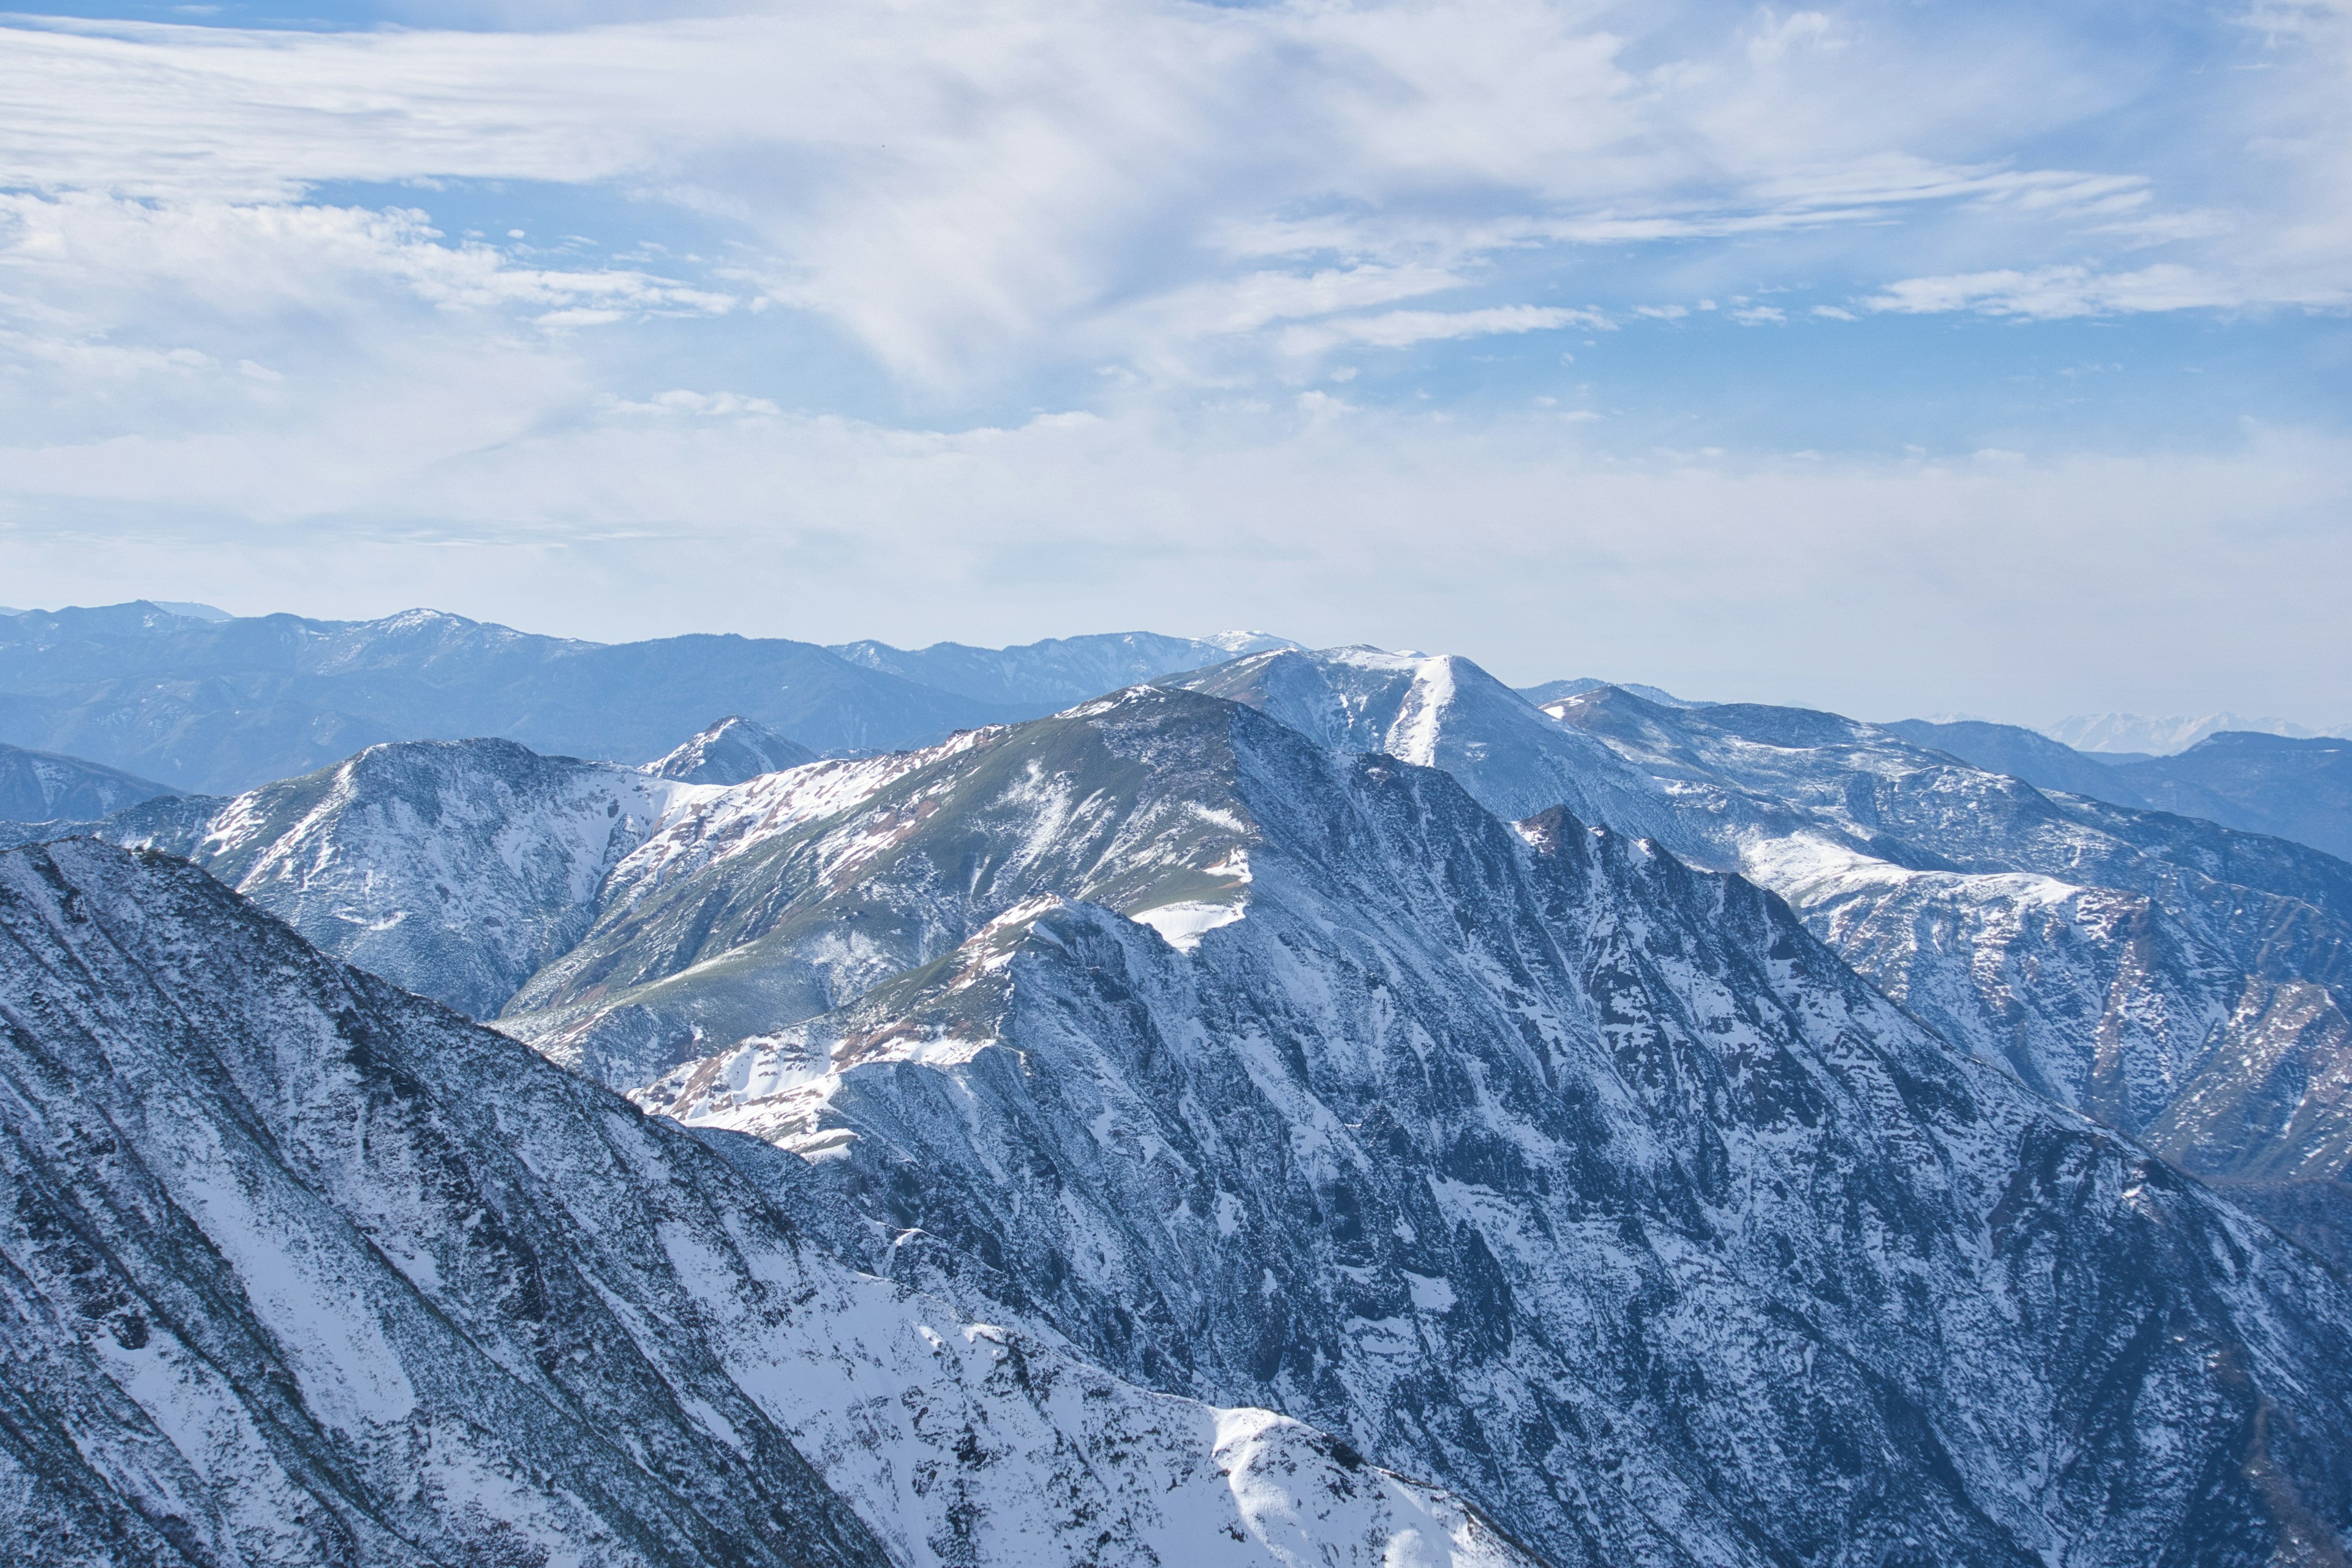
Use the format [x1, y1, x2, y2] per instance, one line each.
[647, 714, 818, 784]
[1199, 629, 1303, 655]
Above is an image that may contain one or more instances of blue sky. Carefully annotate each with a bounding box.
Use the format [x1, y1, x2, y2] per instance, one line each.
[0, 0, 2345, 724]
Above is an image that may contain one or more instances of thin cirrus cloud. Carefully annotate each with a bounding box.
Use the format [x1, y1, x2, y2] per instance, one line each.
[0, 0, 2345, 722]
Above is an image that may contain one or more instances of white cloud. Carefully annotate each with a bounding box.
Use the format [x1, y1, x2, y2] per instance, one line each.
[1278, 305, 1602, 355]
[0, 0, 2344, 728]
[1861, 262, 2329, 318]
[606, 388, 783, 417]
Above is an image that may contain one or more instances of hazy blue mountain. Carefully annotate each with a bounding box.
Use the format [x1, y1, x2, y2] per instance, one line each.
[2106, 733, 2352, 862]
[647, 715, 819, 783]
[1515, 675, 1701, 707]
[829, 629, 1295, 707]
[2049, 710, 2350, 754]
[0, 601, 1028, 792]
[1893, 719, 2352, 862]
[0, 839, 1521, 1568]
[519, 686, 2352, 1567]
[0, 742, 175, 823]
[1885, 716, 2160, 804]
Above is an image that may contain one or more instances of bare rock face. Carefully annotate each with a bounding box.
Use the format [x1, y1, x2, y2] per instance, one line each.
[0, 839, 1535, 1568]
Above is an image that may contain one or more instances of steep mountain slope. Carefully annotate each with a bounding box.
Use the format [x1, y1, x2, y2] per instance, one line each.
[831, 631, 1295, 708]
[1547, 687, 2352, 1256]
[649, 715, 820, 784]
[496, 714, 1247, 1089]
[0, 742, 175, 823]
[0, 602, 1025, 791]
[0, 838, 1528, 1568]
[1169, 648, 1682, 847]
[608, 688, 2352, 1567]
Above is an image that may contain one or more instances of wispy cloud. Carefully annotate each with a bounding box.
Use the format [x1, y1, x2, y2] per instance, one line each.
[1279, 305, 1604, 354]
[6, 0, 2332, 390]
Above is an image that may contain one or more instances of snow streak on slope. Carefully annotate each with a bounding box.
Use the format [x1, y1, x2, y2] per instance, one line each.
[0, 839, 1535, 1568]
[1169, 647, 1681, 848]
[628, 690, 2352, 1568]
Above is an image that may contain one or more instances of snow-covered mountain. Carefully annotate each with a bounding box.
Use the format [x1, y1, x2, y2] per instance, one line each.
[1885, 717, 2158, 804]
[1517, 676, 1702, 709]
[1543, 686, 2352, 1256]
[603, 687, 2352, 1566]
[648, 715, 820, 784]
[829, 630, 1298, 709]
[1170, 647, 1684, 846]
[23, 660, 2352, 1561]
[0, 837, 1531, 1568]
[43, 737, 698, 1020]
[0, 741, 175, 824]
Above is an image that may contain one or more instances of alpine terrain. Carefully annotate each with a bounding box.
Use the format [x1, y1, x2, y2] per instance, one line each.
[10, 625, 2352, 1566]
[469, 681, 2352, 1566]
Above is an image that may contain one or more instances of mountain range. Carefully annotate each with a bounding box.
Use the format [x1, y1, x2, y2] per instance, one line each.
[7, 612, 2352, 1564]
[0, 603, 1287, 796]
[0, 741, 175, 824]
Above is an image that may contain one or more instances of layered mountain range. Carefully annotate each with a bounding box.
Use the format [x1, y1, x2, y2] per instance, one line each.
[0, 603, 1283, 794]
[9, 619, 2352, 1564]
[1899, 718, 2352, 863]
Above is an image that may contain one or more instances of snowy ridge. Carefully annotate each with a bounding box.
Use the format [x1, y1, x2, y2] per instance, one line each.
[600, 729, 1004, 921]
[1168, 647, 1683, 849]
[0, 839, 1536, 1568]
[1536, 687, 2352, 1261]
[184, 737, 698, 1018]
[500, 692, 1257, 1088]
